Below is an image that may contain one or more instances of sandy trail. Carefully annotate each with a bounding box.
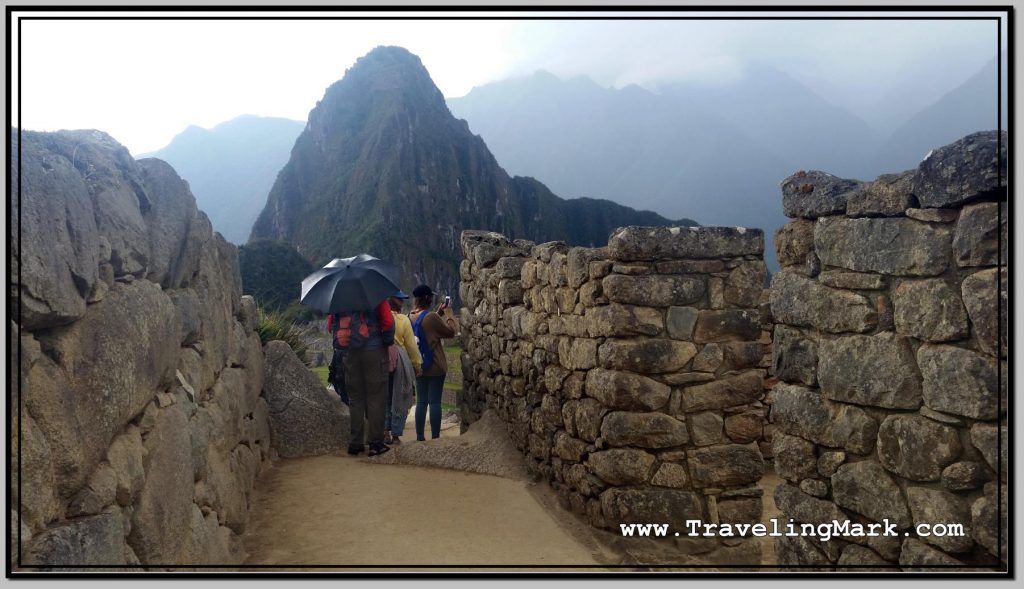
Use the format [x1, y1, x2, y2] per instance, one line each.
[242, 414, 610, 571]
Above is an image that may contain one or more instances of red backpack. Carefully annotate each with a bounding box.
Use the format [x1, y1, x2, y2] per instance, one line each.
[332, 311, 380, 350]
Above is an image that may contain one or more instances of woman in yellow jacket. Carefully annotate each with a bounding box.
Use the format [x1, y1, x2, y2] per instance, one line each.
[385, 291, 422, 444]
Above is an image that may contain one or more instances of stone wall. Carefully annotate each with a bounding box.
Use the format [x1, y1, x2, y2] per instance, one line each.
[13, 130, 271, 567]
[458, 226, 772, 564]
[768, 131, 1007, 569]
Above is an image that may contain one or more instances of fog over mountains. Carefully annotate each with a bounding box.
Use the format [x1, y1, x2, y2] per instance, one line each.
[145, 51, 1003, 271]
[143, 115, 304, 244]
[447, 56, 1003, 267]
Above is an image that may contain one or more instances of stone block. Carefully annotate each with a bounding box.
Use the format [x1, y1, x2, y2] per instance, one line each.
[953, 202, 1006, 267]
[971, 483, 1007, 562]
[602, 274, 705, 307]
[815, 216, 951, 276]
[724, 261, 766, 307]
[587, 449, 655, 485]
[899, 539, 967, 570]
[601, 412, 688, 448]
[818, 270, 885, 290]
[780, 170, 862, 219]
[877, 414, 961, 481]
[775, 219, 816, 270]
[772, 433, 817, 482]
[666, 306, 698, 340]
[907, 487, 974, 553]
[941, 461, 992, 492]
[717, 498, 763, 526]
[918, 344, 1004, 420]
[689, 412, 724, 446]
[597, 339, 697, 374]
[693, 310, 761, 343]
[774, 483, 848, 526]
[770, 384, 878, 454]
[584, 304, 664, 338]
[970, 423, 1007, 478]
[893, 279, 969, 342]
[770, 271, 876, 333]
[687, 443, 764, 488]
[691, 344, 724, 373]
[651, 462, 690, 488]
[682, 371, 763, 413]
[962, 268, 1007, 357]
[724, 412, 762, 444]
[772, 326, 818, 386]
[912, 130, 1007, 208]
[600, 488, 704, 529]
[818, 334, 922, 410]
[845, 171, 914, 217]
[608, 226, 763, 261]
[906, 208, 958, 223]
[832, 461, 911, 529]
[558, 338, 599, 371]
[584, 368, 671, 411]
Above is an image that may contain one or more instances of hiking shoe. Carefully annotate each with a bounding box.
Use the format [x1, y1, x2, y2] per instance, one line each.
[389, 436, 402, 445]
[367, 443, 390, 457]
[347, 444, 364, 456]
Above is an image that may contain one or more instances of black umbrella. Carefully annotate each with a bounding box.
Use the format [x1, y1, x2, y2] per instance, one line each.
[300, 254, 401, 313]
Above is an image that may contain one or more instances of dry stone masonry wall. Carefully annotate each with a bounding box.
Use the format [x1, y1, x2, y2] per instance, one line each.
[13, 130, 273, 568]
[459, 225, 773, 564]
[768, 131, 1008, 570]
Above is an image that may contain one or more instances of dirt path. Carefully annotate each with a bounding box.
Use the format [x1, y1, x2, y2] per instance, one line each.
[241, 414, 611, 571]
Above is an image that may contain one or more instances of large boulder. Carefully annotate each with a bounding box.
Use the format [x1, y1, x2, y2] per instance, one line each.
[14, 131, 101, 329]
[262, 340, 350, 457]
[24, 510, 128, 568]
[24, 281, 178, 496]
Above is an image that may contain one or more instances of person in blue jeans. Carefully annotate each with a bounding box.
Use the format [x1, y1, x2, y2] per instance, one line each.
[409, 284, 459, 440]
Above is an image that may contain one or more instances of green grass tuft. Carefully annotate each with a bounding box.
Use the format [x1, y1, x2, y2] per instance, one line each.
[257, 307, 310, 365]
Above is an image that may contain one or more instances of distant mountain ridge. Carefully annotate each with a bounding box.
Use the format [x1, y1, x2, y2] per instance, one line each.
[249, 46, 693, 297]
[448, 58, 1003, 270]
[143, 115, 304, 244]
[872, 55, 1007, 174]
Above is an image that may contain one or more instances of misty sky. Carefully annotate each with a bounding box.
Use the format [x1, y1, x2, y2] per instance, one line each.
[13, 9, 1006, 155]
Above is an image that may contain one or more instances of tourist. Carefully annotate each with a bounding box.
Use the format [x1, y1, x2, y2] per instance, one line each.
[409, 285, 459, 441]
[334, 299, 395, 456]
[385, 291, 422, 445]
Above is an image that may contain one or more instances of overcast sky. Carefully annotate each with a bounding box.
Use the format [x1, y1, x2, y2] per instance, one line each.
[14, 10, 1006, 155]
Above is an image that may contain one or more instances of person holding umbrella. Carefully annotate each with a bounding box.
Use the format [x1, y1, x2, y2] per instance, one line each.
[301, 254, 400, 456]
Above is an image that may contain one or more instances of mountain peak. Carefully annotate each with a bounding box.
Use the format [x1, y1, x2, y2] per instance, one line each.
[251, 46, 680, 295]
